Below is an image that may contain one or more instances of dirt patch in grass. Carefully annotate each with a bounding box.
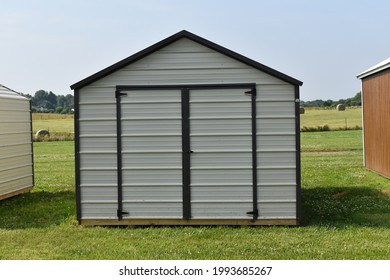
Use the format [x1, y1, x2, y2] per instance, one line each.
[380, 189, 390, 197]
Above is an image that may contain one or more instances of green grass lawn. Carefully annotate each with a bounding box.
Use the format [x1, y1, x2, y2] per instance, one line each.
[1, 131, 390, 259]
[300, 107, 362, 130]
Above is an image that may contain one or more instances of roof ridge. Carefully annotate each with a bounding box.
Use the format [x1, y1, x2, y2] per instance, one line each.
[71, 30, 302, 89]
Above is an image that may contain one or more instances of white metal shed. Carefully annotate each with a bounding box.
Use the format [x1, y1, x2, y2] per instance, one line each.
[0, 84, 34, 200]
[71, 30, 303, 226]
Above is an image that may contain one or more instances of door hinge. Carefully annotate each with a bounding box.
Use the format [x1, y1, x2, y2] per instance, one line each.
[115, 90, 127, 98]
[244, 88, 257, 96]
[246, 210, 258, 217]
[117, 209, 129, 217]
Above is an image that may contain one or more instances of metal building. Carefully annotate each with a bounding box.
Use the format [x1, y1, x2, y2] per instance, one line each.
[357, 58, 390, 178]
[71, 30, 303, 226]
[0, 84, 34, 200]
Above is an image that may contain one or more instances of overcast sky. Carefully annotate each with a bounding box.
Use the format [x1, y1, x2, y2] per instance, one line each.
[0, 0, 389, 101]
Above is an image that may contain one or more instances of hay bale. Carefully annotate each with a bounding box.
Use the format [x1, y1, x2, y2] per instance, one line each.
[300, 107, 305, 114]
[35, 129, 50, 139]
[337, 104, 346, 111]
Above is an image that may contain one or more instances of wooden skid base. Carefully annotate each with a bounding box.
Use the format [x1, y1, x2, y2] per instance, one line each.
[80, 218, 299, 227]
[0, 186, 33, 201]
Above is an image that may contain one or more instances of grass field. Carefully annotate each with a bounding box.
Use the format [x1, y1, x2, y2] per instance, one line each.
[300, 107, 362, 131]
[1, 130, 390, 259]
[32, 113, 74, 134]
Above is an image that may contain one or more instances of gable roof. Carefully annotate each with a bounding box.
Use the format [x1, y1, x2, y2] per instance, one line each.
[70, 30, 302, 90]
[0, 84, 27, 100]
[357, 57, 390, 79]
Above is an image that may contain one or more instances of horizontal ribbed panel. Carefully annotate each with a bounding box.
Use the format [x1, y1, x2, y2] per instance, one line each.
[77, 38, 298, 221]
[0, 93, 33, 200]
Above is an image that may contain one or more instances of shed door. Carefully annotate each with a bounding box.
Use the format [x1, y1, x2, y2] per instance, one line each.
[116, 84, 257, 220]
[189, 88, 254, 219]
[119, 89, 183, 219]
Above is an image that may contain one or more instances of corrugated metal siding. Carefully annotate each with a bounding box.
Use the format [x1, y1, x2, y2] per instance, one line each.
[362, 69, 390, 178]
[256, 84, 297, 219]
[121, 90, 182, 218]
[0, 88, 33, 200]
[77, 38, 297, 221]
[190, 88, 252, 219]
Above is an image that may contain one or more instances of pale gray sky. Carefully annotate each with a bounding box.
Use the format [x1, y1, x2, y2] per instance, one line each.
[1, 0, 389, 100]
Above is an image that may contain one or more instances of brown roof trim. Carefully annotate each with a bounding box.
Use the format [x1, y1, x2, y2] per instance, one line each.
[70, 30, 303, 90]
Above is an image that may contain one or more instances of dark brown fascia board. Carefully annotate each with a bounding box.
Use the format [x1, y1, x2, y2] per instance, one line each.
[70, 30, 303, 90]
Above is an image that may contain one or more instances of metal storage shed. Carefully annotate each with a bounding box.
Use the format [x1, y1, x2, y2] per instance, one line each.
[71, 30, 303, 226]
[0, 84, 34, 200]
[357, 58, 390, 178]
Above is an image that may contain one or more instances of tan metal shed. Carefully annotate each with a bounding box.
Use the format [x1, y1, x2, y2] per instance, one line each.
[0, 84, 34, 200]
[71, 30, 303, 226]
[358, 58, 390, 178]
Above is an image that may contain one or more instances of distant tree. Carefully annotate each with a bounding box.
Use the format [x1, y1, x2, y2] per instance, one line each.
[47, 91, 57, 109]
[300, 92, 362, 108]
[31, 90, 74, 114]
[323, 99, 333, 107]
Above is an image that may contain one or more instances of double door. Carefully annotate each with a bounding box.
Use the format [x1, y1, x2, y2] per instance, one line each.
[116, 84, 257, 220]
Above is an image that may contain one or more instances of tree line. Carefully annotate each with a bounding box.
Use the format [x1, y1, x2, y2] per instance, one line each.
[20, 89, 362, 113]
[300, 92, 361, 108]
[21, 90, 74, 114]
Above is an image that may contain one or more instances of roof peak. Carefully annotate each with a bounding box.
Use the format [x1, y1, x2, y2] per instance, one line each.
[71, 30, 302, 89]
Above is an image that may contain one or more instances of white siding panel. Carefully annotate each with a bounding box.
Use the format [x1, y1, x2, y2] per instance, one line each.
[79, 120, 116, 135]
[121, 103, 181, 118]
[123, 152, 182, 167]
[0, 98, 29, 110]
[192, 202, 252, 219]
[0, 165, 33, 183]
[123, 203, 182, 219]
[0, 177, 33, 196]
[80, 170, 117, 185]
[120, 90, 183, 218]
[257, 168, 296, 184]
[191, 152, 252, 168]
[258, 202, 296, 219]
[191, 102, 250, 118]
[81, 186, 117, 201]
[2, 122, 31, 134]
[191, 168, 252, 185]
[190, 88, 253, 219]
[87, 38, 287, 88]
[0, 110, 31, 122]
[191, 119, 251, 134]
[0, 154, 32, 170]
[81, 203, 117, 219]
[191, 135, 251, 151]
[257, 84, 295, 101]
[79, 104, 116, 119]
[80, 153, 117, 169]
[0, 92, 33, 200]
[78, 87, 115, 104]
[257, 118, 296, 134]
[258, 185, 296, 201]
[0, 133, 31, 146]
[257, 135, 296, 150]
[79, 136, 116, 152]
[122, 119, 182, 134]
[257, 151, 296, 167]
[256, 101, 295, 117]
[0, 144, 31, 159]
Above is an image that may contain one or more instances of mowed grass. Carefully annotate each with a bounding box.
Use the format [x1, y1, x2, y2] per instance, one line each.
[300, 107, 362, 130]
[1, 131, 390, 259]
